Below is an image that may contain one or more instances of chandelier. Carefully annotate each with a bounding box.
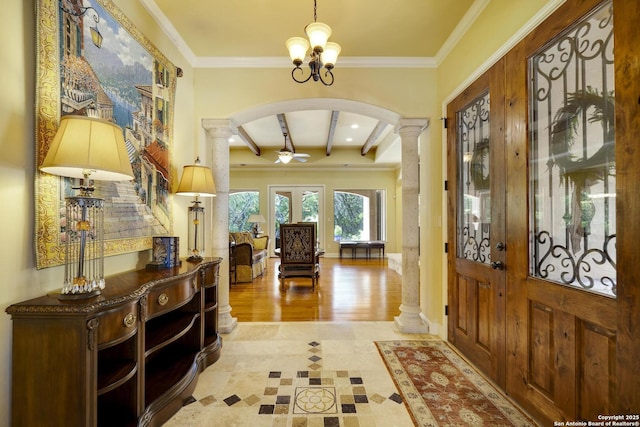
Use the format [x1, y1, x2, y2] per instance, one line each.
[286, 0, 341, 86]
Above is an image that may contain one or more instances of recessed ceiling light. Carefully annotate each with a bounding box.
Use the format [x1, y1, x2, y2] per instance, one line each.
[228, 137, 234, 143]
[346, 137, 353, 142]
[351, 124, 359, 129]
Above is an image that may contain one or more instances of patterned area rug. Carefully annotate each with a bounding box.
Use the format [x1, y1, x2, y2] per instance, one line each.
[375, 340, 538, 427]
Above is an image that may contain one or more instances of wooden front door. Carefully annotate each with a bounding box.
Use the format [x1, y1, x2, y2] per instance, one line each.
[504, 0, 617, 424]
[448, 0, 624, 424]
[447, 58, 507, 388]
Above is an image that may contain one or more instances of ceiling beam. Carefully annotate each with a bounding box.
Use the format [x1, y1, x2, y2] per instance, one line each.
[361, 121, 388, 155]
[326, 110, 339, 156]
[236, 126, 260, 156]
[276, 113, 295, 152]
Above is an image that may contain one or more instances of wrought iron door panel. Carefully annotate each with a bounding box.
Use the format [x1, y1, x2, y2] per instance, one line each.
[457, 90, 492, 264]
[528, 0, 616, 298]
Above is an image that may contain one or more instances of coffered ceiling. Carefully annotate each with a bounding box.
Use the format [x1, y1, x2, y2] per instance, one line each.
[141, 0, 480, 168]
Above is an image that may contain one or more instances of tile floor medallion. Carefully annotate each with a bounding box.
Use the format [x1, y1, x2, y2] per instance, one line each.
[165, 322, 429, 427]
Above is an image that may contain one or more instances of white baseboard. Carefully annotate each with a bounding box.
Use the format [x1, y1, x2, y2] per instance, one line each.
[387, 253, 402, 275]
[420, 312, 444, 338]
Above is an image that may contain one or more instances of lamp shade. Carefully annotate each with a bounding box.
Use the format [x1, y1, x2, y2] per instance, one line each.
[248, 214, 266, 223]
[40, 115, 134, 181]
[305, 22, 331, 50]
[322, 42, 341, 67]
[286, 37, 310, 63]
[176, 161, 216, 197]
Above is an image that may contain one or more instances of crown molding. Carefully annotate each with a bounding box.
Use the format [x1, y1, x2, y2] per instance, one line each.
[434, 0, 491, 65]
[138, 0, 197, 65]
[193, 56, 437, 69]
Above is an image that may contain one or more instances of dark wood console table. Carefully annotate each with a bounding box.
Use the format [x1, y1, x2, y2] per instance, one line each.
[6, 257, 222, 427]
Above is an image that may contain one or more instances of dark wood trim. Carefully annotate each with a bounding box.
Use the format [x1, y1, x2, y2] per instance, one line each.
[613, 0, 640, 413]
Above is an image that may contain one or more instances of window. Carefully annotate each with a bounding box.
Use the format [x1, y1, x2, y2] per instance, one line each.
[457, 90, 491, 264]
[528, 0, 616, 297]
[333, 190, 385, 241]
[229, 190, 259, 232]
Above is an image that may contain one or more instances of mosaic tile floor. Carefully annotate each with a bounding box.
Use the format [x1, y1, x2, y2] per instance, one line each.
[165, 321, 434, 427]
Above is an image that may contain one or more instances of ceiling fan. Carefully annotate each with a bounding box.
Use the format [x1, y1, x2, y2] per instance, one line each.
[275, 133, 310, 164]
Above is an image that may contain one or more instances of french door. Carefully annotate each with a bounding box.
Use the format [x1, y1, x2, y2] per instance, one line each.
[268, 186, 324, 255]
[448, 0, 619, 424]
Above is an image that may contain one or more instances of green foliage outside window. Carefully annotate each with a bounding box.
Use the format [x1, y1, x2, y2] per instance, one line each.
[301, 191, 319, 222]
[334, 191, 364, 240]
[228, 191, 259, 232]
[273, 191, 319, 240]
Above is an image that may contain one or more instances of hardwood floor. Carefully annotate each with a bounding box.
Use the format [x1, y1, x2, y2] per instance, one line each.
[229, 257, 403, 322]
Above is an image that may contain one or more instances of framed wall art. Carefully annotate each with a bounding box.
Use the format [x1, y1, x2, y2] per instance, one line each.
[35, 0, 178, 268]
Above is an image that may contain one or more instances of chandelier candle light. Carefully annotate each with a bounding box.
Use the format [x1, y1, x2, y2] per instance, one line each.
[39, 116, 134, 299]
[176, 157, 216, 261]
[286, 0, 341, 86]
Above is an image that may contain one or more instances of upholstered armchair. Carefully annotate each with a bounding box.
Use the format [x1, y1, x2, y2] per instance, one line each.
[278, 223, 319, 290]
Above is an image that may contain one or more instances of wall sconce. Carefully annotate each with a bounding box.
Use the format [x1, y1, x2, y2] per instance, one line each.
[39, 115, 134, 299]
[176, 157, 216, 261]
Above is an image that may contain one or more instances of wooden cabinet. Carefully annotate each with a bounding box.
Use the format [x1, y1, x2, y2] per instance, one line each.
[6, 257, 222, 427]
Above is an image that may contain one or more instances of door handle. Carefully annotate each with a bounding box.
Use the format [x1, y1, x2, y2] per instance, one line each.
[490, 261, 504, 270]
[495, 242, 506, 251]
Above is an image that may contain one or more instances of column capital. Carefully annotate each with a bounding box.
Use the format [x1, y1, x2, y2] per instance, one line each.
[202, 119, 236, 139]
[395, 118, 429, 138]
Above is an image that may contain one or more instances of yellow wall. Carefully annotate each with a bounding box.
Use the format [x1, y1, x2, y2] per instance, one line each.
[439, 0, 556, 98]
[0, 0, 563, 423]
[194, 67, 437, 119]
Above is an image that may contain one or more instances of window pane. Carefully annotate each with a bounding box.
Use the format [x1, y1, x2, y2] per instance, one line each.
[456, 90, 491, 264]
[228, 191, 259, 232]
[528, 1, 616, 297]
[302, 190, 319, 223]
[333, 190, 385, 241]
[274, 192, 290, 250]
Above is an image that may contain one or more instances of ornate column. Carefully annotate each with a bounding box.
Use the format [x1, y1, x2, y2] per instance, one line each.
[395, 118, 429, 333]
[202, 119, 237, 333]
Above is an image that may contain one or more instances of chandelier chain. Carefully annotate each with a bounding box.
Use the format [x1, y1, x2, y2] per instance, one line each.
[313, 0, 317, 22]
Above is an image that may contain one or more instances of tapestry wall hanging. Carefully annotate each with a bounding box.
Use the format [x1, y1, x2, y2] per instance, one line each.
[35, 0, 177, 268]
